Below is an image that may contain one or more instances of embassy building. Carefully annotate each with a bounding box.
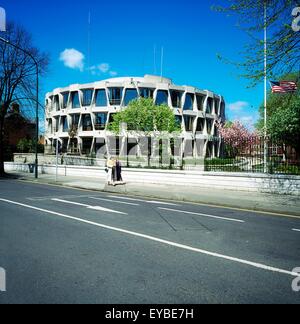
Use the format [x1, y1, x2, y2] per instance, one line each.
[45, 75, 225, 161]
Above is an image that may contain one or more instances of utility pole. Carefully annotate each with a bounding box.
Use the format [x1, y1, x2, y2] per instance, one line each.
[263, 1, 268, 173]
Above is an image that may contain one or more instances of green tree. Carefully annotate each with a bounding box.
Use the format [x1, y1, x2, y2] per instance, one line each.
[17, 138, 30, 153]
[214, 0, 299, 87]
[108, 98, 181, 135]
[256, 73, 300, 156]
[16, 138, 44, 154]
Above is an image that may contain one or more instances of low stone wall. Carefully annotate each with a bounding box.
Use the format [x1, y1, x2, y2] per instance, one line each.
[5, 162, 300, 196]
[13, 153, 106, 167]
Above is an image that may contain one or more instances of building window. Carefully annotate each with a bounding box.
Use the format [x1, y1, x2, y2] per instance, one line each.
[109, 88, 123, 106]
[220, 102, 225, 119]
[61, 116, 68, 132]
[82, 89, 93, 107]
[124, 89, 138, 106]
[82, 114, 92, 131]
[71, 114, 80, 128]
[94, 139, 106, 155]
[171, 91, 182, 108]
[196, 118, 204, 132]
[95, 89, 107, 107]
[54, 95, 60, 111]
[140, 88, 154, 99]
[82, 138, 93, 155]
[183, 93, 194, 111]
[196, 94, 204, 111]
[71, 92, 80, 109]
[69, 138, 79, 154]
[62, 92, 69, 109]
[206, 142, 213, 158]
[185, 140, 194, 158]
[175, 115, 182, 128]
[207, 119, 213, 134]
[215, 98, 220, 115]
[95, 113, 107, 130]
[108, 113, 116, 124]
[48, 119, 53, 134]
[155, 90, 169, 105]
[55, 118, 59, 132]
[206, 98, 213, 114]
[183, 115, 195, 132]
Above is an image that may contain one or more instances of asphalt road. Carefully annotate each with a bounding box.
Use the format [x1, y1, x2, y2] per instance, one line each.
[0, 178, 300, 304]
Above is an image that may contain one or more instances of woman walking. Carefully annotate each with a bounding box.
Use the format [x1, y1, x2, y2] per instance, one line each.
[106, 157, 115, 186]
[116, 159, 123, 183]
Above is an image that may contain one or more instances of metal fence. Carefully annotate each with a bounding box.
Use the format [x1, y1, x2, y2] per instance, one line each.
[205, 136, 300, 175]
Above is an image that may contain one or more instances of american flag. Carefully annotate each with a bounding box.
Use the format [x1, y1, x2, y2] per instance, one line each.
[270, 81, 298, 94]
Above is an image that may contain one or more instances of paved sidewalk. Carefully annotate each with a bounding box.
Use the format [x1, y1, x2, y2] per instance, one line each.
[4, 171, 300, 216]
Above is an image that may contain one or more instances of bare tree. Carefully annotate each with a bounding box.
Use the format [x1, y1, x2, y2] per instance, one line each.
[0, 22, 49, 175]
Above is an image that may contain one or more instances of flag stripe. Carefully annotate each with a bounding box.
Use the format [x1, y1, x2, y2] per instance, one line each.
[271, 80, 298, 93]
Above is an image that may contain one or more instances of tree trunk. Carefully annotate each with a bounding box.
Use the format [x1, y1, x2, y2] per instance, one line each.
[0, 117, 5, 176]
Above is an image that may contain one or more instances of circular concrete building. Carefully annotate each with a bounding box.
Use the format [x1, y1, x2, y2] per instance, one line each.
[45, 75, 225, 159]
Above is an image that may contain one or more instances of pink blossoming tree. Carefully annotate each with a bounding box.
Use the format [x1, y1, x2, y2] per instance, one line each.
[216, 121, 258, 157]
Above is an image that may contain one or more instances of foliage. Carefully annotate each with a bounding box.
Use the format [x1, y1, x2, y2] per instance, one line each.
[108, 98, 181, 135]
[213, 0, 300, 87]
[217, 121, 258, 155]
[17, 138, 44, 154]
[256, 73, 300, 153]
[217, 121, 259, 158]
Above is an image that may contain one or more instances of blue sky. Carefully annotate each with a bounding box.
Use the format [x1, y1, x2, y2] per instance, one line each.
[1, 0, 264, 127]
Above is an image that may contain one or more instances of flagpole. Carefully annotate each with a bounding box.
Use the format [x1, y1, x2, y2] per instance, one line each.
[263, 0, 268, 173]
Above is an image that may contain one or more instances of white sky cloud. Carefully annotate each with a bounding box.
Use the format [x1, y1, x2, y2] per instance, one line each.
[59, 48, 117, 76]
[228, 101, 249, 112]
[98, 63, 110, 73]
[109, 71, 118, 77]
[59, 49, 85, 71]
[88, 63, 117, 76]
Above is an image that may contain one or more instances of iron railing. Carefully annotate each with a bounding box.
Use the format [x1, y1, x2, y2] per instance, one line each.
[205, 136, 300, 175]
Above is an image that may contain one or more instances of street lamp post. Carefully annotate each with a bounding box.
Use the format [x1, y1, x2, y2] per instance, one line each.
[0, 36, 39, 179]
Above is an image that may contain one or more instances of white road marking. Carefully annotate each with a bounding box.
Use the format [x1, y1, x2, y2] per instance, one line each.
[146, 201, 179, 206]
[108, 195, 179, 206]
[0, 198, 298, 278]
[27, 194, 100, 201]
[158, 207, 244, 223]
[89, 197, 139, 206]
[292, 229, 300, 232]
[51, 198, 127, 215]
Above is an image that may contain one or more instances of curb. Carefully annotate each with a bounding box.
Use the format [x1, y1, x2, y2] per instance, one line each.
[15, 176, 300, 218]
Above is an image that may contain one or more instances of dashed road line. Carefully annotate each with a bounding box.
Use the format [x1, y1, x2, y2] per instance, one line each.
[108, 195, 179, 206]
[158, 207, 245, 223]
[51, 198, 127, 215]
[89, 197, 140, 206]
[0, 197, 298, 278]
